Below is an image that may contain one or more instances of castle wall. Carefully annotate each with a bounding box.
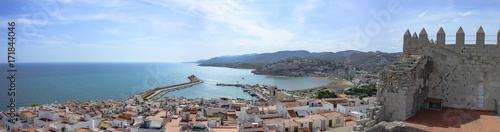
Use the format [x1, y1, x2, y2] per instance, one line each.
[402, 27, 500, 111]
[354, 27, 500, 131]
[377, 55, 429, 121]
[420, 45, 500, 110]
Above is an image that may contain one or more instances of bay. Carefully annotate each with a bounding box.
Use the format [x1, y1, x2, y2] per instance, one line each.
[0, 63, 327, 111]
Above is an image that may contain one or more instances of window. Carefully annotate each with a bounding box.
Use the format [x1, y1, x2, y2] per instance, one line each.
[285, 128, 289, 132]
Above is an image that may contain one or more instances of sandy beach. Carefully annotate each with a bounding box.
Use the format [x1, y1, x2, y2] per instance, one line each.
[266, 76, 354, 98]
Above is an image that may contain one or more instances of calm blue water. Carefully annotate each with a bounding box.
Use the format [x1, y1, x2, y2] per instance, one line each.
[0, 63, 327, 111]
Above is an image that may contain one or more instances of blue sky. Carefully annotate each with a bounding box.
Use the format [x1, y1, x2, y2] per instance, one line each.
[1, 0, 500, 62]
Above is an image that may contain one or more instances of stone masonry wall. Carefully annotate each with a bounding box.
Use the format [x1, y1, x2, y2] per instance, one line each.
[405, 27, 500, 111]
[420, 45, 500, 110]
[355, 27, 500, 131]
[376, 55, 430, 121]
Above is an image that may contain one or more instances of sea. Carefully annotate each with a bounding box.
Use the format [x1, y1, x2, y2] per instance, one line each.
[0, 63, 328, 111]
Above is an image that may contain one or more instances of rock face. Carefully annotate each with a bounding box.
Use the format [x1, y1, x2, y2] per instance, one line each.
[355, 27, 500, 131]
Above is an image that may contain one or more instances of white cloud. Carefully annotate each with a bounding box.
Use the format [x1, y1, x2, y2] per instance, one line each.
[293, 0, 321, 25]
[450, 17, 462, 22]
[128, 36, 156, 41]
[144, 0, 296, 48]
[460, 11, 472, 16]
[418, 11, 428, 18]
[102, 27, 122, 35]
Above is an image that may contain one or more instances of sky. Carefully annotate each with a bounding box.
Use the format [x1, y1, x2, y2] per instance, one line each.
[1, 0, 500, 62]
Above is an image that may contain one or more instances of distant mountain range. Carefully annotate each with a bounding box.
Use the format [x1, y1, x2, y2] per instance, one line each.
[197, 50, 402, 70]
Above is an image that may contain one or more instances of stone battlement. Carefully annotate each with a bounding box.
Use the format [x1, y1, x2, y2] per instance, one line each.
[403, 27, 500, 56]
[354, 27, 500, 131]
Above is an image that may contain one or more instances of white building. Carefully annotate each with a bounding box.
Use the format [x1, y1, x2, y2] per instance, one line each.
[336, 98, 373, 120]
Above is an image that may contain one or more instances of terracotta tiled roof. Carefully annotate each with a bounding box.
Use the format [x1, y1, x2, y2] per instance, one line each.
[322, 98, 347, 101]
[320, 111, 343, 118]
[279, 121, 299, 127]
[288, 110, 298, 118]
[307, 114, 327, 120]
[210, 127, 239, 132]
[281, 101, 301, 108]
[294, 117, 313, 122]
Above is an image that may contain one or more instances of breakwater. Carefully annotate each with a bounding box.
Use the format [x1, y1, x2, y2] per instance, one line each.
[134, 75, 203, 100]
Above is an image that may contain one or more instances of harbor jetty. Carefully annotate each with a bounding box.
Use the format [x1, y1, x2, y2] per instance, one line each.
[132, 75, 203, 100]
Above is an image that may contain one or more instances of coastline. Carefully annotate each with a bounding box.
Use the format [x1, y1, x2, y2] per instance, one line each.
[198, 64, 354, 98]
[298, 77, 353, 97]
[294, 77, 353, 97]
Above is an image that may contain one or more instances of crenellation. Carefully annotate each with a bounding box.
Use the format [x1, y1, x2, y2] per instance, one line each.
[476, 26, 485, 46]
[357, 27, 500, 131]
[456, 26, 465, 45]
[497, 29, 500, 45]
[436, 27, 446, 45]
[403, 29, 412, 55]
[418, 28, 429, 46]
[404, 28, 500, 55]
[411, 32, 418, 48]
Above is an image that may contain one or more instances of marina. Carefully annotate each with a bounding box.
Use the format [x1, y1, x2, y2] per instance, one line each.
[215, 83, 271, 99]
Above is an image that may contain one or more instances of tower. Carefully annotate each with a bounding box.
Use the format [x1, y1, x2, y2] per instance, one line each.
[268, 87, 278, 106]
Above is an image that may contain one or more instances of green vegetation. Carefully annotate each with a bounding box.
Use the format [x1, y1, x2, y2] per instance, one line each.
[143, 98, 149, 101]
[347, 76, 354, 81]
[359, 94, 368, 99]
[344, 91, 355, 95]
[32, 104, 42, 107]
[317, 90, 338, 99]
[344, 83, 377, 96]
[140, 123, 147, 128]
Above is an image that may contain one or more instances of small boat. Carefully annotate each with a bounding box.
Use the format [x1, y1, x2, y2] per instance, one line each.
[250, 92, 258, 96]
